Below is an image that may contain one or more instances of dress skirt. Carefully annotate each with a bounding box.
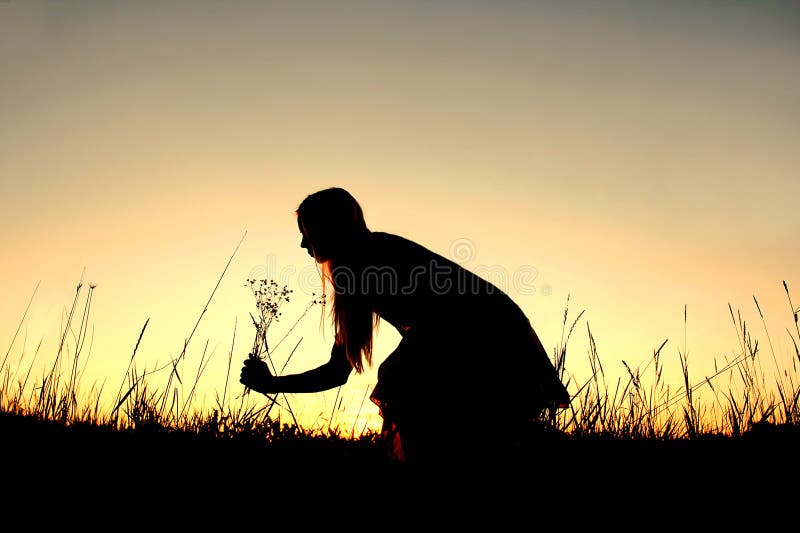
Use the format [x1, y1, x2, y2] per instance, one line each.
[369, 308, 570, 465]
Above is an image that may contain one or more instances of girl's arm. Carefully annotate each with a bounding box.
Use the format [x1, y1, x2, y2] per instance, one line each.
[240, 343, 352, 394]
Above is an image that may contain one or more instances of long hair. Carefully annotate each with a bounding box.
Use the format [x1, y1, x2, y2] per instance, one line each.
[296, 187, 376, 373]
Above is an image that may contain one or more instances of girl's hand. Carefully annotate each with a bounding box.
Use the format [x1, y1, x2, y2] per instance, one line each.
[240, 358, 276, 394]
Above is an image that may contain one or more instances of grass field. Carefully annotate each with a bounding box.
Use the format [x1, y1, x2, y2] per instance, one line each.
[2, 277, 799, 510]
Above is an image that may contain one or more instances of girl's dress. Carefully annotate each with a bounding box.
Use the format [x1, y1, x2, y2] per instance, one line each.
[360, 232, 570, 464]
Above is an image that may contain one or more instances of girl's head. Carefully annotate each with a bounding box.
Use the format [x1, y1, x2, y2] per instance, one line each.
[296, 187, 376, 373]
[296, 187, 369, 263]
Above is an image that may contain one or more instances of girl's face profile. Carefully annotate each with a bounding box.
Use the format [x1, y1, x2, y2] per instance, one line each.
[298, 216, 332, 262]
[299, 229, 312, 258]
[296, 192, 366, 263]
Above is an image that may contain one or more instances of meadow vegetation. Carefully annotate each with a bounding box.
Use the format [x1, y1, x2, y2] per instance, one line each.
[2, 272, 799, 485]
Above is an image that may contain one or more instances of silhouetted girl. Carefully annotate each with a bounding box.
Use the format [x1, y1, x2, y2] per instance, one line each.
[240, 187, 569, 466]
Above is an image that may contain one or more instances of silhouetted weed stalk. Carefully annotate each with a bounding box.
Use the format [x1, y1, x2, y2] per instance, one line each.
[241, 277, 326, 427]
[1, 271, 798, 449]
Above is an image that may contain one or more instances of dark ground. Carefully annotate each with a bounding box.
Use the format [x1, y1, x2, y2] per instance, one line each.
[1, 412, 797, 524]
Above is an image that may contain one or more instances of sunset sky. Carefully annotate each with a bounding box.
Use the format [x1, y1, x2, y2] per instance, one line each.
[2, 0, 798, 433]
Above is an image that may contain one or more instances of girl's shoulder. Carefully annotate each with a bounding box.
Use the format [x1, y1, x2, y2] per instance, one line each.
[368, 231, 410, 246]
[366, 231, 447, 268]
[368, 231, 438, 257]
